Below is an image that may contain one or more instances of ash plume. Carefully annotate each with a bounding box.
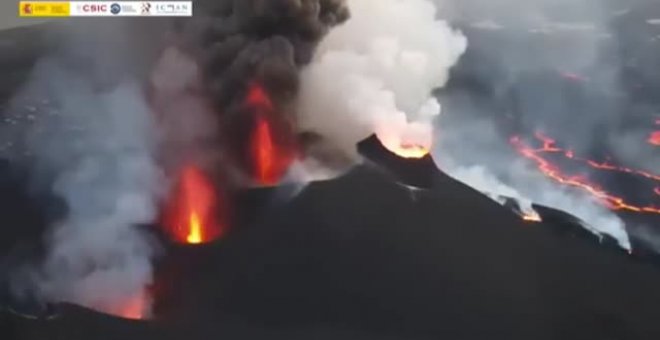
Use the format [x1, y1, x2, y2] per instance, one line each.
[297, 0, 467, 160]
[1, 1, 354, 315]
[167, 0, 349, 179]
[2, 21, 165, 316]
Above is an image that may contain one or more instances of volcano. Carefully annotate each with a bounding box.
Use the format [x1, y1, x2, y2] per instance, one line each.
[4, 17, 660, 340]
[3, 134, 660, 339]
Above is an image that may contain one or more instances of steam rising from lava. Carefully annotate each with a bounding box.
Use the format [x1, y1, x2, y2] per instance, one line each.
[430, 0, 660, 249]
[0, 0, 351, 317]
[4, 29, 163, 318]
[297, 0, 467, 161]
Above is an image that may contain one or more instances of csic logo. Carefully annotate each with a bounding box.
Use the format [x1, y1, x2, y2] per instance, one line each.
[110, 3, 121, 14]
[80, 3, 108, 13]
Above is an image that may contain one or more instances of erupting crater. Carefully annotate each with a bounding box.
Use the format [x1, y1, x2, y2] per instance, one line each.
[245, 83, 297, 186]
[358, 134, 438, 189]
[376, 132, 431, 159]
[163, 165, 225, 245]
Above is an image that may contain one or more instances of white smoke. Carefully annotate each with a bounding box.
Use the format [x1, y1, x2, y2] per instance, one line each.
[297, 0, 467, 157]
[426, 0, 637, 250]
[444, 161, 632, 250]
[4, 21, 166, 317]
[149, 45, 221, 174]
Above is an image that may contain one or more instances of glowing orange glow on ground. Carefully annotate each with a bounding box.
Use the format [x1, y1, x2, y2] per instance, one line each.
[522, 211, 542, 223]
[245, 83, 296, 185]
[511, 134, 660, 215]
[649, 131, 660, 146]
[113, 290, 150, 320]
[164, 165, 224, 244]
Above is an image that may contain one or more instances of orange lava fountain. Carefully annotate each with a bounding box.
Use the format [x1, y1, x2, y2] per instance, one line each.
[511, 134, 660, 215]
[163, 165, 224, 244]
[245, 83, 296, 185]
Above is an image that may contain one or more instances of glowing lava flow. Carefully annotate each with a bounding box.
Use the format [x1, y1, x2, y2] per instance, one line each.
[510, 135, 660, 215]
[649, 131, 660, 146]
[522, 211, 542, 223]
[246, 83, 296, 185]
[164, 165, 223, 244]
[532, 132, 660, 182]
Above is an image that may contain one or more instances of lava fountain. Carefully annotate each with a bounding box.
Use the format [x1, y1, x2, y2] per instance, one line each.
[163, 165, 224, 245]
[245, 83, 296, 185]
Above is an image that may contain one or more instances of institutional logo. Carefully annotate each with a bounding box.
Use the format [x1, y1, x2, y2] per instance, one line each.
[22, 3, 32, 15]
[110, 3, 121, 14]
[154, 2, 191, 16]
[141, 2, 151, 14]
[79, 3, 108, 13]
[19, 2, 70, 17]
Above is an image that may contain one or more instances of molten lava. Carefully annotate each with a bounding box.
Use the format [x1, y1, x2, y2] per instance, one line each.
[532, 132, 660, 182]
[511, 134, 660, 215]
[164, 165, 224, 244]
[245, 83, 296, 185]
[116, 292, 149, 320]
[186, 212, 203, 244]
[649, 131, 660, 146]
[377, 135, 431, 159]
[522, 211, 543, 223]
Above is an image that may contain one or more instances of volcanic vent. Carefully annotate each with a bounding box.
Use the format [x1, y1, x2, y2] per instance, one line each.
[3, 0, 660, 339]
[357, 134, 439, 189]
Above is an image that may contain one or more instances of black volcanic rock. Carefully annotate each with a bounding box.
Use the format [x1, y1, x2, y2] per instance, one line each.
[214, 165, 660, 339]
[357, 134, 440, 189]
[4, 162, 660, 339]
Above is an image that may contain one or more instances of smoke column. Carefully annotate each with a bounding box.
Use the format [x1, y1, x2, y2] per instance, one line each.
[177, 0, 349, 176]
[2, 1, 353, 315]
[4, 21, 164, 317]
[297, 0, 467, 160]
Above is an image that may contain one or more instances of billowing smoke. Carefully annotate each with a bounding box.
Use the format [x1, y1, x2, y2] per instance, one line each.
[297, 0, 467, 159]
[427, 0, 660, 250]
[2, 1, 354, 316]
[3, 21, 165, 317]
[170, 0, 350, 180]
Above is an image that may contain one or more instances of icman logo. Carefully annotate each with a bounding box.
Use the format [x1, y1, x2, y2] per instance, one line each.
[22, 3, 32, 14]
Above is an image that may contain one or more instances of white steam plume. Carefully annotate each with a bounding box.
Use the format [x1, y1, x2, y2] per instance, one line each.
[6, 22, 165, 317]
[426, 0, 639, 250]
[297, 0, 467, 157]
